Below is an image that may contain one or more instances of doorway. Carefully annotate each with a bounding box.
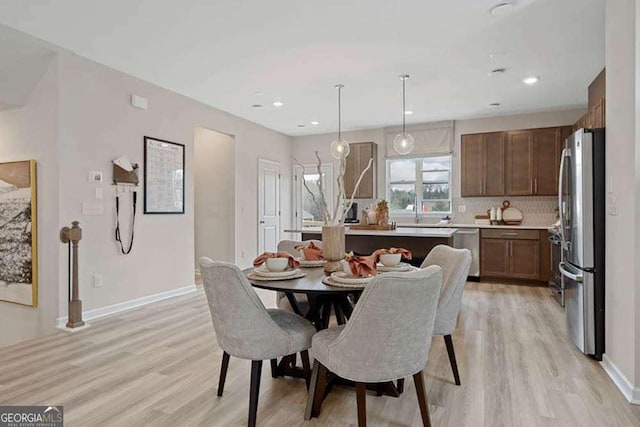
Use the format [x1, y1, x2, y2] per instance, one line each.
[257, 159, 281, 254]
[194, 127, 235, 283]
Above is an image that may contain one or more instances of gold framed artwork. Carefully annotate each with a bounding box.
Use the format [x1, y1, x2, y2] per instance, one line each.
[0, 160, 37, 307]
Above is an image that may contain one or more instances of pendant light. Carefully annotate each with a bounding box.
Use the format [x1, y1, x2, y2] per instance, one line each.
[329, 84, 350, 159]
[393, 74, 415, 155]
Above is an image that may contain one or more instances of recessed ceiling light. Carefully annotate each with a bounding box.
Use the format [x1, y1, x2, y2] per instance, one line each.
[254, 91, 264, 96]
[489, 68, 506, 76]
[523, 76, 540, 85]
[404, 110, 414, 115]
[310, 121, 320, 125]
[490, 2, 513, 15]
[297, 124, 306, 128]
[489, 102, 501, 107]
[272, 101, 284, 107]
[252, 104, 263, 108]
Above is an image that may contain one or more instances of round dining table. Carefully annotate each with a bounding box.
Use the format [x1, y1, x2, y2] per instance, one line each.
[244, 266, 403, 399]
[244, 266, 361, 330]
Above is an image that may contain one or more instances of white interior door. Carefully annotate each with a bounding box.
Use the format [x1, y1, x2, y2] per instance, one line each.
[258, 159, 280, 253]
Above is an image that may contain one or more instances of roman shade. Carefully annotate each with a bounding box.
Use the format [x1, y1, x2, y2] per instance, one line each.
[385, 120, 454, 158]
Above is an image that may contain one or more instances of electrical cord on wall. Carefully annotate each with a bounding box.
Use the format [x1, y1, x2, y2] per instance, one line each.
[115, 191, 137, 255]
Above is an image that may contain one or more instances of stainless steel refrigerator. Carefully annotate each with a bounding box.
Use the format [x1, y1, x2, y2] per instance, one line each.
[558, 128, 605, 360]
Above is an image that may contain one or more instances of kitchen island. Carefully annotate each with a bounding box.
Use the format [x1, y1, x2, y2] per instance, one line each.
[285, 227, 456, 265]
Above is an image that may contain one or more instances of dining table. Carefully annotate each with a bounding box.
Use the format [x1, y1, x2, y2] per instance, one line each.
[244, 265, 405, 398]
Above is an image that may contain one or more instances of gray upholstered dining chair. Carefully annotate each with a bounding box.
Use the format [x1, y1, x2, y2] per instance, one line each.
[305, 266, 443, 427]
[420, 245, 472, 386]
[199, 258, 316, 427]
[275, 239, 323, 314]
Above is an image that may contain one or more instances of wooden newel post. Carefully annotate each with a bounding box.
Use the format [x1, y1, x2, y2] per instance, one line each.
[60, 221, 84, 328]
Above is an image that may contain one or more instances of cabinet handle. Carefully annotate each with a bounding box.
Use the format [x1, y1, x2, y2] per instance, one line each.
[482, 180, 486, 195]
[510, 241, 513, 257]
[501, 232, 519, 236]
[534, 178, 538, 194]
[530, 179, 533, 194]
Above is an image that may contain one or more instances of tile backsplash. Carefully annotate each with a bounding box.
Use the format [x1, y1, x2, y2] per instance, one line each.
[452, 196, 558, 226]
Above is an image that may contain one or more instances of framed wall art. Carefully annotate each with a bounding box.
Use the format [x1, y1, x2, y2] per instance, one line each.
[0, 160, 37, 307]
[144, 136, 185, 214]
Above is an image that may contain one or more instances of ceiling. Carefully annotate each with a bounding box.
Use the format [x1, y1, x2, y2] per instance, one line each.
[0, 0, 604, 136]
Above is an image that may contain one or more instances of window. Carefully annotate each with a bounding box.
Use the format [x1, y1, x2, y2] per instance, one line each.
[386, 155, 452, 215]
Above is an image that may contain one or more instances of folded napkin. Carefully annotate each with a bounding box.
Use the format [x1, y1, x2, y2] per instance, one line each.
[371, 247, 413, 262]
[253, 252, 300, 269]
[294, 241, 324, 260]
[344, 252, 377, 277]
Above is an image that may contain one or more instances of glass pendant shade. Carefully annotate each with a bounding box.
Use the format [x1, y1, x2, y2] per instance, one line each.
[393, 131, 415, 155]
[330, 138, 350, 159]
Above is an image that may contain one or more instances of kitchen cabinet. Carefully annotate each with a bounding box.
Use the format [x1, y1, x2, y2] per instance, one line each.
[480, 228, 547, 281]
[505, 127, 569, 196]
[461, 132, 505, 197]
[574, 68, 606, 131]
[462, 126, 570, 198]
[344, 142, 377, 199]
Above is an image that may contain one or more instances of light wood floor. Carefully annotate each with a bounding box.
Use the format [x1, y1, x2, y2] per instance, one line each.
[2, 282, 640, 426]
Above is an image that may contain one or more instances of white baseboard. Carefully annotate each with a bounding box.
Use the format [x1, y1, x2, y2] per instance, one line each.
[601, 354, 640, 405]
[56, 285, 198, 329]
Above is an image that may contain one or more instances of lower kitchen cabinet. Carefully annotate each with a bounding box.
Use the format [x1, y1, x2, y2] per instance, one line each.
[480, 228, 547, 282]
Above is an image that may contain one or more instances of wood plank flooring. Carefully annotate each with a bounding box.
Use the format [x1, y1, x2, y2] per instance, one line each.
[1, 282, 640, 426]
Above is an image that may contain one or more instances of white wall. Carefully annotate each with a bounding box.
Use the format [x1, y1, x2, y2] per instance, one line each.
[55, 52, 292, 319]
[603, 0, 638, 396]
[0, 57, 59, 347]
[194, 127, 234, 266]
[291, 109, 584, 224]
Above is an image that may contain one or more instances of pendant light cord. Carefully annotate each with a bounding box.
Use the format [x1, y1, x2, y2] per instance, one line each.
[402, 78, 406, 133]
[337, 85, 342, 140]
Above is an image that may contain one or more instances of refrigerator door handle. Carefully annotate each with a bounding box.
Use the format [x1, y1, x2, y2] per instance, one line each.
[558, 148, 568, 241]
[559, 262, 583, 282]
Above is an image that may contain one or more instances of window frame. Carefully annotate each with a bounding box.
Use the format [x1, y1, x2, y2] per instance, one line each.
[385, 155, 452, 217]
[293, 163, 334, 229]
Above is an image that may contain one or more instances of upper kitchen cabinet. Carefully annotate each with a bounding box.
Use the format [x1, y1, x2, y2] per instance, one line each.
[506, 127, 571, 196]
[344, 142, 377, 199]
[462, 125, 572, 198]
[461, 132, 505, 197]
[574, 68, 606, 131]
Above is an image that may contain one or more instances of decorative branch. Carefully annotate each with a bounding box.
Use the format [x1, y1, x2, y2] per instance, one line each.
[333, 154, 346, 225]
[341, 158, 374, 223]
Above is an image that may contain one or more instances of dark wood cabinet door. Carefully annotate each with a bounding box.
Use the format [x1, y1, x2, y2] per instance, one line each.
[461, 134, 484, 197]
[481, 239, 509, 277]
[509, 240, 540, 280]
[483, 132, 505, 196]
[533, 128, 561, 195]
[506, 130, 534, 195]
[344, 142, 376, 199]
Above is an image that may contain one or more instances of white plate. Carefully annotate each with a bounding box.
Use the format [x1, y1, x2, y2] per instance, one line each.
[377, 263, 414, 272]
[330, 272, 374, 285]
[253, 266, 297, 278]
[297, 258, 327, 268]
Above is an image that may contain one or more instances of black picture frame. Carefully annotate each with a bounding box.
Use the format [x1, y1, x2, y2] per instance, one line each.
[143, 136, 185, 214]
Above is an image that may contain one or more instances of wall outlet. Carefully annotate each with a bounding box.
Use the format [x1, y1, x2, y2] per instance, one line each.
[607, 195, 618, 216]
[241, 250, 246, 260]
[88, 171, 103, 183]
[95, 188, 103, 199]
[93, 274, 103, 288]
[458, 205, 466, 213]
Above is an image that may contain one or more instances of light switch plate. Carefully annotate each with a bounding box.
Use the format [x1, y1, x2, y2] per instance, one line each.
[88, 171, 103, 183]
[93, 275, 103, 288]
[607, 195, 618, 216]
[458, 205, 466, 213]
[95, 188, 103, 199]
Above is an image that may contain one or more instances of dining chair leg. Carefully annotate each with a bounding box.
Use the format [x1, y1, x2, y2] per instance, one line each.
[248, 360, 263, 427]
[300, 350, 311, 388]
[444, 334, 461, 385]
[355, 382, 367, 427]
[305, 360, 328, 420]
[413, 370, 431, 427]
[270, 358, 278, 378]
[397, 378, 405, 393]
[217, 351, 230, 397]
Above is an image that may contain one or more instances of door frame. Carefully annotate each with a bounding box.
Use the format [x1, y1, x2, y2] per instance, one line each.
[293, 163, 333, 229]
[257, 158, 281, 254]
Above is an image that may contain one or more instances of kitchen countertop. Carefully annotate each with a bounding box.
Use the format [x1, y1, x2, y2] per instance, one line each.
[395, 223, 554, 231]
[285, 227, 457, 238]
